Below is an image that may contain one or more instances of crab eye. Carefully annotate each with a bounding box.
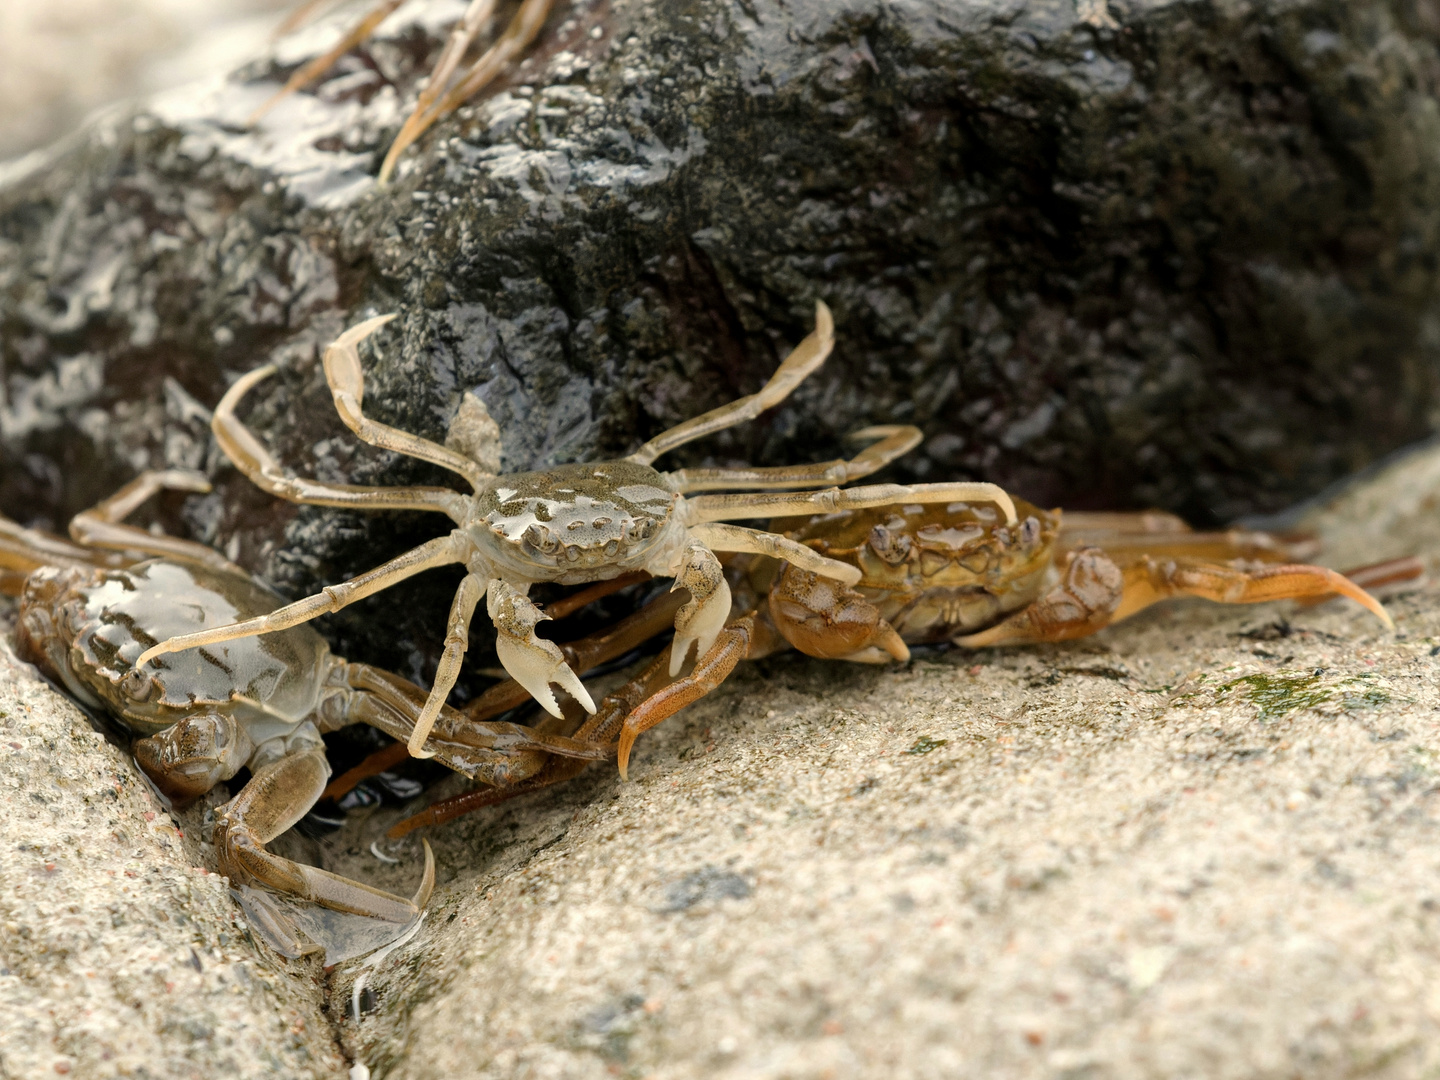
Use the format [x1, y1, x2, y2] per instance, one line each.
[119, 667, 153, 700]
[1020, 516, 1041, 546]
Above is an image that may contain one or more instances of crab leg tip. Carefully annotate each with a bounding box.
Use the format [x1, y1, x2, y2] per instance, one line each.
[413, 840, 436, 909]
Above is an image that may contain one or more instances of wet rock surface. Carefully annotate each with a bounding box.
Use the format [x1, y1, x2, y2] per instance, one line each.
[6, 0, 1440, 684]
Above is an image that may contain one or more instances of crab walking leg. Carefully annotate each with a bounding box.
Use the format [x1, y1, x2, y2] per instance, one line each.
[688, 523, 863, 586]
[686, 481, 1019, 530]
[664, 425, 923, 493]
[617, 617, 756, 780]
[957, 549, 1393, 648]
[488, 580, 598, 722]
[627, 302, 835, 466]
[215, 747, 434, 920]
[322, 315, 491, 488]
[248, 1, 406, 125]
[405, 572, 487, 758]
[321, 664, 611, 796]
[67, 470, 244, 575]
[668, 541, 733, 675]
[335, 662, 612, 759]
[214, 365, 469, 520]
[375, 0, 499, 184]
[1056, 523, 1315, 564]
[408, 0, 499, 121]
[0, 513, 136, 593]
[378, 0, 556, 184]
[136, 534, 464, 667]
[390, 623, 757, 835]
[1106, 555, 1394, 628]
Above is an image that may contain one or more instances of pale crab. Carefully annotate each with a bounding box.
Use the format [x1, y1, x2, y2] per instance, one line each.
[136, 303, 1018, 761]
[3, 470, 611, 958]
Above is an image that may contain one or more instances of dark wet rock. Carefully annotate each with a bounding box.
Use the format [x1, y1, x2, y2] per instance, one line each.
[4, 0, 1440, 682]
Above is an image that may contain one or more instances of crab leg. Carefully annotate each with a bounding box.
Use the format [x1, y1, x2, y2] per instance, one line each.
[66, 470, 245, 575]
[322, 315, 493, 488]
[214, 365, 469, 521]
[0, 519, 127, 595]
[215, 747, 433, 921]
[322, 662, 610, 791]
[664, 425, 923, 493]
[615, 617, 756, 780]
[403, 572, 488, 758]
[135, 534, 464, 667]
[373, 0, 500, 183]
[385, 625, 745, 836]
[687, 524, 862, 585]
[687, 481, 1019, 530]
[627, 302, 835, 466]
[323, 587, 683, 802]
[377, 0, 556, 184]
[956, 549, 1393, 648]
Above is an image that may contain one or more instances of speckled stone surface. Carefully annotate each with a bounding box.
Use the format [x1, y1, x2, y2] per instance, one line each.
[0, 644, 343, 1080]
[288, 441, 1440, 1080]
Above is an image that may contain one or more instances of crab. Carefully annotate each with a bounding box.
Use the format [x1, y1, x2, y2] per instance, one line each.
[135, 303, 1019, 765]
[2, 470, 611, 958]
[254, 0, 556, 183]
[331, 494, 1401, 836]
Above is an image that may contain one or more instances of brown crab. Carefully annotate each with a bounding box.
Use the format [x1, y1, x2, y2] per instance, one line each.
[323, 495, 1400, 836]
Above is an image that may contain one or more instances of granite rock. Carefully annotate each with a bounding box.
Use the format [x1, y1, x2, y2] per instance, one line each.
[0, 643, 343, 1079]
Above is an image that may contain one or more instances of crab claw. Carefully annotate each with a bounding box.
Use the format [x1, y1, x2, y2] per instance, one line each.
[487, 580, 596, 718]
[767, 565, 911, 664]
[669, 541, 732, 677]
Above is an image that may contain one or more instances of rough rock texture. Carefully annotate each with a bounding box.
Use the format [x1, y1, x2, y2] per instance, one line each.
[5, 441, 1440, 1078]
[7, 0, 1440, 684]
[0, 643, 343, 1080]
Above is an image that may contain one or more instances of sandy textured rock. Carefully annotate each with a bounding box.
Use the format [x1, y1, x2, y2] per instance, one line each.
[295, 443, 1440, 1080]
[4, 443, 1440, 1080]
[0, 643, 343, 1080]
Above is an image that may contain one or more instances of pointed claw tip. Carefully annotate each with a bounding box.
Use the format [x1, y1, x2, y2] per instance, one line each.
[668, 643, 690, 678]
[412, 840, 436, 910]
